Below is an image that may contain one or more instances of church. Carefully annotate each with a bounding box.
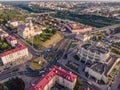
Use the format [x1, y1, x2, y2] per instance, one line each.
[17, 19, 45, 39]
[17, 20, 35, 39]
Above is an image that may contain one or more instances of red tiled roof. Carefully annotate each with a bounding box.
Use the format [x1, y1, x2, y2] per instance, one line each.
[0, 43, 27, 57]
[6, 36, 16, 41]
[29, 66, 77, 90]
[67, 23, 92, 31]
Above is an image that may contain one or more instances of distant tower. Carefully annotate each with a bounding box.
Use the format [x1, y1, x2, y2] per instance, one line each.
[29, 19, 34, 30]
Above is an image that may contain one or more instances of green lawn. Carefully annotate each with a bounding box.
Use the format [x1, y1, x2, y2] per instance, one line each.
[74, 79, 82, 90]
[66, 62, 78, 72]
[48, 53, 55, 60]
[26, 29, 61, 49]
[0, 38, 12, 53]
[73, 55, 80, 61]
[30, 57, 47, 70]
[63, 54, 67, 59]
[111, 48, 120, 55]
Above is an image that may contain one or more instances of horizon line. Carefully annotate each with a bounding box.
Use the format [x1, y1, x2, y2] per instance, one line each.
[0, 0, 120, 2]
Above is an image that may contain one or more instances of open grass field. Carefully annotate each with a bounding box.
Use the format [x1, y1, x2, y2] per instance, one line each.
[41, 33, 62, 48]
[0, 38, 13, 53]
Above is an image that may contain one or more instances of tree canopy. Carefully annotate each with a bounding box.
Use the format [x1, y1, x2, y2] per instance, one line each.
[5, 77, 25, 90]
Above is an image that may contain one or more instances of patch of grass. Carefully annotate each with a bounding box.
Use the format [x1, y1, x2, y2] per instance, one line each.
[73, 55, 80, 61]
[74, 79, 82, 90]
[41, 33, 61, 48]
[48, 53, 55, 60]
[107, 77, 112, 84]
[0, 38, 12, 53]
[66, 62, 78, 72]
[111, 68, 117, 75]
[98, 80, 105, 85]
[30, 57, 47, 70]
[111, 48, 120, 55]
[117, 61, 120, 66]
[63, 54, 67, 59]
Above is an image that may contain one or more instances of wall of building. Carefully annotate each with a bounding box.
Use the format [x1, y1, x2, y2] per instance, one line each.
[0, 48, 29, 65]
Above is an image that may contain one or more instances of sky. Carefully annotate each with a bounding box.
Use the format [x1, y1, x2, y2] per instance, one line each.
[0, 0, 120, 1]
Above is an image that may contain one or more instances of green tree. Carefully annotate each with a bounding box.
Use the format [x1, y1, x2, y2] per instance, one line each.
[5, 77, 25, 90]
[0, 83, 4, 90]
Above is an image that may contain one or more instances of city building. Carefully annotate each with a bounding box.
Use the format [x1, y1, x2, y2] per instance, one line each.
[17, 20, 35, 39]
[66, 23, 92, 33]
[29, 66, 77, 90]
[0, 42, 29, 65]
[0, 32, 29, 65]
[17, 20, 45, 39]
[8, 20, 18, 27]
[76, 32, 91, 42]
[77, 42, 110, 64]
[85, 57, 120, 83]
[6, 36, 17, 47]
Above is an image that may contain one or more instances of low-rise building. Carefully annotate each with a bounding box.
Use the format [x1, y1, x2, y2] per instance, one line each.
[8, 20, 18, 27]
[85, 57, 120, 83]
[76, 32, 91, 42]
[6, 36, 17, 47]
[66, 23, 92, 33]
[0, 42, 29, 65]
[29, 66, 77, 90]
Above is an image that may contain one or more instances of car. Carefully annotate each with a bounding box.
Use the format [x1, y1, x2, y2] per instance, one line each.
[107, 86, 111, 90]
[87, 81, 92, 85]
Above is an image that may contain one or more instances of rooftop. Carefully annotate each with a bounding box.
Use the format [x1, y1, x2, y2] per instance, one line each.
[81, 43, 109, 54]
[91, 63, 106, 74]
[29, 66, 77, 90]
[88, 56, 119, 76]
[0, 43, 27, 57]
[67, 23, 92, 31]
[6, 36, 16, 41]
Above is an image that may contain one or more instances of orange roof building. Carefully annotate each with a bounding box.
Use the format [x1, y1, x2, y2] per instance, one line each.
[29, 66, 77, 90]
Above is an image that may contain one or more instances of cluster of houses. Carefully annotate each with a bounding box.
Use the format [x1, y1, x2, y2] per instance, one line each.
[0, 29, 29, 65]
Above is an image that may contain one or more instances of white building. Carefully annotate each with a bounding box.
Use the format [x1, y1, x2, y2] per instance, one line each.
[6, 36, 17, 47]
[17, 20, 45, 39]
[0, 43, 29, 65]
[8, 20, 18, 27]
[0, 31, 29, 65]
[76, 32, 91, 42]
[29, 66, 77, 90]
[77, 43, 110, 64]
[85, 57, 120, 83]
[17, 20, 35, 39]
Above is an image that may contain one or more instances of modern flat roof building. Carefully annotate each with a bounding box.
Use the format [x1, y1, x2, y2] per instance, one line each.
[77, 42, 110, 64]
[85, 57, 120, 83]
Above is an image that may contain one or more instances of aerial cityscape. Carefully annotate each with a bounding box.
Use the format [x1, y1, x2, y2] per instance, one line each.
[0, 0, 120, 90]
